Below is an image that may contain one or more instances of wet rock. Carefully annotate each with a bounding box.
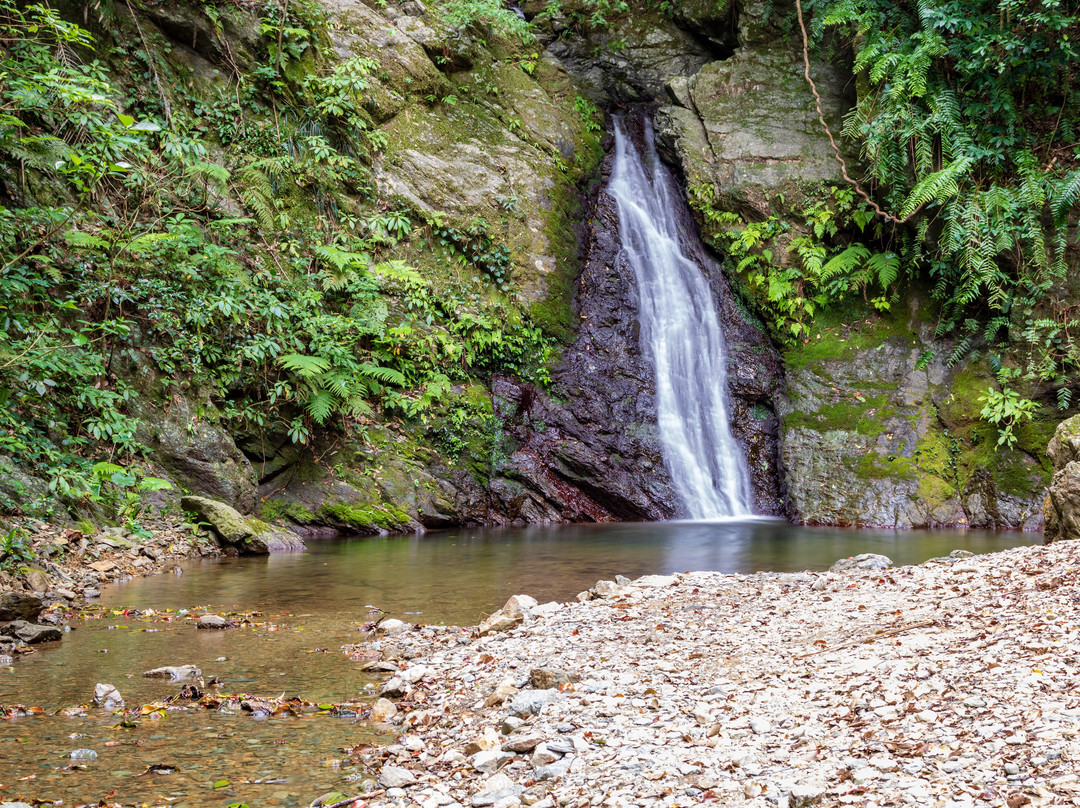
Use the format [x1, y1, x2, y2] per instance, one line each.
[1045, 414, 1080, 541]
[180, 495, 304, 554]
[93, 683, 124, 710]
[378, 618, 408, 634]
[370, 698, 398, 723]
[0, 592, 43, 621]
[196, 614, 232, 629]
[3, 621, 61, 644]
[143, 664, 201, 679]
[378, 765, 417, 788]
[830, 553, 893, 573]
[69, 748, 98, 760]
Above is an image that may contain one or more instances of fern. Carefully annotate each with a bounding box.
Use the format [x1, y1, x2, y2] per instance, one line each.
[1052, 169, 1080, 226]
[278, 354, 331, 378]
[901, 155, 974, 217]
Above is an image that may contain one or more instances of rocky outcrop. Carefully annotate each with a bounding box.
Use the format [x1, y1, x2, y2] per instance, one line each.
[1043, 415, 1080, 541]
[180, 496, 304, 554]
[778, 297, 1052, 529]
[653, 1, 854, 225]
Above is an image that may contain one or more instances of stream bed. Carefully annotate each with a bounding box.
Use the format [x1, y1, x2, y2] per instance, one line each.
[0, 521, 1036, 807]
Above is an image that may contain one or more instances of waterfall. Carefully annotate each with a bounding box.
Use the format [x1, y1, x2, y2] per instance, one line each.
[608, 116, 754, 519]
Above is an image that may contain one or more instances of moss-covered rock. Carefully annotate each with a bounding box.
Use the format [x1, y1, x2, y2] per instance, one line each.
[181, 495, 304, 554]
[779, 295, 1051, 529]
[1043, 415, 1080, 542]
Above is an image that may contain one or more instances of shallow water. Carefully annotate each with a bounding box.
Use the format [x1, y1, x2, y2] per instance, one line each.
[0, 521, 1035, 806]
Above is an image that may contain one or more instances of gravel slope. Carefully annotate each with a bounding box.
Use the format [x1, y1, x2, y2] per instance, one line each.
[344, 540, 1080, 808]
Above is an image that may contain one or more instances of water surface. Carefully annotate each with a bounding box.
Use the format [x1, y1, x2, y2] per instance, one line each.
[0, 521, 1035, 806]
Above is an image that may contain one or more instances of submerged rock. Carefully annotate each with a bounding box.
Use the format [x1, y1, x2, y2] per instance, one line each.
[143, 664, 201, 679]
[196, 614, 232, 629]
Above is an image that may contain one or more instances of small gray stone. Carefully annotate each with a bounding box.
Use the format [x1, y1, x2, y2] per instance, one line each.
[529, 667, 576, 689]
[196, 614, 231, 629]
[69, 748, 97, 760]
[531, 745, 560, 767]
[830, 553, 893, 573]
[749, 717, 772, 735]
[471, 749, 513, 774]
[789, 784, 824, 808]
[545, 739, 574, 755]
[380, 676, 406, 698]
[478, 611, 521, 636]
[535, 757, 572, 781]
[378, 765, 417, 788]
[509, 689, 561, 717]
[502, 734, 543, 753]
[501, 716, 524, 734]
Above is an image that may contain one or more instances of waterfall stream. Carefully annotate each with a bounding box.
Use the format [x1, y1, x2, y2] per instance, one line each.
[608, 117, 755, 519]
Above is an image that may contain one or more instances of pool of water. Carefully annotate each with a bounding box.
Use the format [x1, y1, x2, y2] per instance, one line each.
[0, 520, 1036, 806]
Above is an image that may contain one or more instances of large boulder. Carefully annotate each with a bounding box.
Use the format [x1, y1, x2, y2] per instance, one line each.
[1044, 415, 1080, 542]
[0, 592, 44, 622]
[180, 496, 304, 554]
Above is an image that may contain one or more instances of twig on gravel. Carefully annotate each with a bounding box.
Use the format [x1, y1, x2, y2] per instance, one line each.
[797, 619, 939, 658]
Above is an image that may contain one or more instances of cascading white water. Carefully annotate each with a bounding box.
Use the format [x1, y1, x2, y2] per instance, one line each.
[608, 117, 754, 519]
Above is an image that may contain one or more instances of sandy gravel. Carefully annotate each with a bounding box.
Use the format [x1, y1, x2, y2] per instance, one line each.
[341, 539, 1080, 808]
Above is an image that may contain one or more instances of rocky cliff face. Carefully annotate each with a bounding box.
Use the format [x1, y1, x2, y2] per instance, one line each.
[122, 0, 789, 533]
[7, 0, 1055, 534]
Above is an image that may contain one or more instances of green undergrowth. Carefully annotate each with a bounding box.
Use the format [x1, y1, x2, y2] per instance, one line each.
[0, 0, 599, 519]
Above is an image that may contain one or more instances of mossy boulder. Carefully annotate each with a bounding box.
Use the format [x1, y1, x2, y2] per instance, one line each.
[1044, 415, 1080, 542]
[181, 496, 304, 554]
[779, 295, 1051, 529]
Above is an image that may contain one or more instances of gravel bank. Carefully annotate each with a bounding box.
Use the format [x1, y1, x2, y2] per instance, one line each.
[346, 540, 1080, 808]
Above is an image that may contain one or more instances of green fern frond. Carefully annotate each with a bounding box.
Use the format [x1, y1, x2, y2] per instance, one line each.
[305, 389, 335, 424]
[278, 353, 331, 378]
[901, 155, 974, 217]
[357, 363, 405, 387]
[1052, 169, 1080, 226]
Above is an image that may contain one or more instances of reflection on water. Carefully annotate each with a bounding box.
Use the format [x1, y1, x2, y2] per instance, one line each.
[0, 521, 1036, 806]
